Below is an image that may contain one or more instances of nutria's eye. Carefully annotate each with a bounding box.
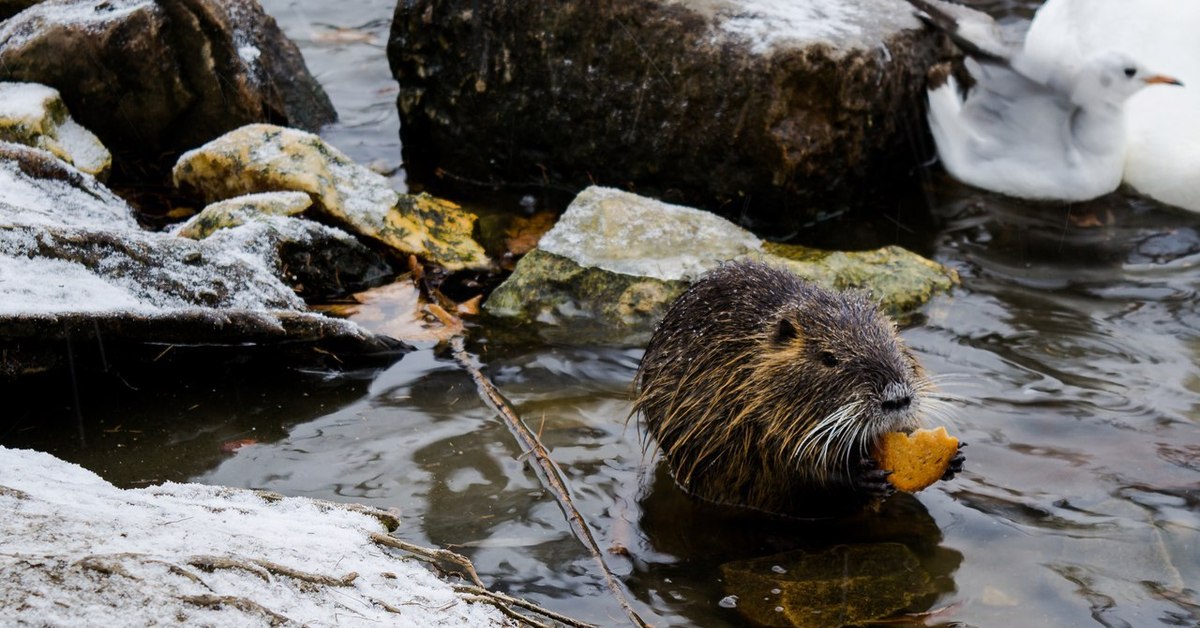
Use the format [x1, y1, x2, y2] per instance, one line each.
[774, 317, 800, 345]
[1124, 67, 1136, 78]
[820, 351, 839, 367]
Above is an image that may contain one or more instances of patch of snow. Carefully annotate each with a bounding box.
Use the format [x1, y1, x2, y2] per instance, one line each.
[0, 255, 149, 314]
[537, 186, 762, 281]
[0, 81, 57, 125]
[720, 0, 866, 53]
[0, 446, 508, 626]
[238, 44, 262, 64]
[53, 117, 110, 175]
[0, 147, 136, 230]
[674, 0, 922, 55]
[0, 224, 305, 314]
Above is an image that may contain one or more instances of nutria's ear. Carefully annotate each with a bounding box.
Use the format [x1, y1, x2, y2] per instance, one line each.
[773, 316, 801, 346]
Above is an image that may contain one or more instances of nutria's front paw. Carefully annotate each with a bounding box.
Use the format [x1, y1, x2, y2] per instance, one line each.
[854, 457, 897, 500]
[941, 442, 967, 481]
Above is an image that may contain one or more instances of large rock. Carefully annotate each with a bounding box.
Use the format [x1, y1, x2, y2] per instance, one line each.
[388, 0, 944, 227]
[0, 447, 510, 626]
[0, 0, 335, 178]
[174, 124, 491, 271]
[484, 187, 957, 342]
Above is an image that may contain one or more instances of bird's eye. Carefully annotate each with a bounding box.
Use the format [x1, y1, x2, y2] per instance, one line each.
[820, 351, 839, 368]
[1124, 67, 1137, 78]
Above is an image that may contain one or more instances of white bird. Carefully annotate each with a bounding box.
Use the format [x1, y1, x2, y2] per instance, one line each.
[1024, 0, 1200, 211]
[906, 0, 1183, 202]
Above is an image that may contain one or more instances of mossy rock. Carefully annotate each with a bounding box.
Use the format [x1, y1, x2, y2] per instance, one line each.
[177, 191, 312, 240]
[173, 124, 489, 271]
[484, 249, 688, 331]
[758, 242, 959, 316]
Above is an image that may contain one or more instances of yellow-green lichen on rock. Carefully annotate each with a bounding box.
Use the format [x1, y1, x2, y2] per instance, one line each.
[172, 124, 489, 270]
[176, 191, 313, 240]
[484, 248, 689, 330]
[0, 82, 111, 178]
[758, 242, 959, 317]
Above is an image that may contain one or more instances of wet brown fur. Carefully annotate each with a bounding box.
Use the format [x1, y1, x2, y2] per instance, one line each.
[633, 260, 931, 517]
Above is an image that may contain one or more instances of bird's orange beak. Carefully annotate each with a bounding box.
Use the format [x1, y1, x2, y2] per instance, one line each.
[1144, 74, 1184, 86]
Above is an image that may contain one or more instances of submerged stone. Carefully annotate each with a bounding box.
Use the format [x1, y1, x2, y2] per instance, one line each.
[388, 0, 944, 227]
[720, 544, 935, 627]
[0, 82, 110, 178]
[173, 124, 490, 271]
[484, 187, 958, 341]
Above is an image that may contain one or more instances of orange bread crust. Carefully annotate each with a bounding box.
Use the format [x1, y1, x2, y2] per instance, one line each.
[876, 427, 959, 492]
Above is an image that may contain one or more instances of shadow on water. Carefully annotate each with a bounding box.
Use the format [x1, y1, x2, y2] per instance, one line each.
[1, 337, 387, 487]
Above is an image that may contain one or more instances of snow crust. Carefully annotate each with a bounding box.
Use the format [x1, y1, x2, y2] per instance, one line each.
[0, 81, 58, 123]
[0, 145, 308, 315]
[0, 446, 506, 626]
[676, 0, 921, 55]
[0, 148, 135, 229]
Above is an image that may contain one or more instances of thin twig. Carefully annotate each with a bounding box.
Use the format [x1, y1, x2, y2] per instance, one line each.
[369, 532, 485, 588]
[453, 584, 597, 628]
[371, 532, 594, 626]
[180, 594, 294, 626]
[460, 593, 555, 628]
[450, 336, 649, 628]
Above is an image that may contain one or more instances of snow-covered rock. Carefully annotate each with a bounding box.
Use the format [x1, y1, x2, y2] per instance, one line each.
[0, 82, 110, 178]
[0, 138, 399, 379]
[0, 446, 508, 626]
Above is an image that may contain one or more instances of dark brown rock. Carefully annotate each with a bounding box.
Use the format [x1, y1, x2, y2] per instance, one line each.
[0, 0, 335, 180]
[388, 0, 946, 229]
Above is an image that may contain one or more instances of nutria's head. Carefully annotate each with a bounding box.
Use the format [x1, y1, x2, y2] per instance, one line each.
[634, 260, 932, 515]
[764, 281, 927, 482]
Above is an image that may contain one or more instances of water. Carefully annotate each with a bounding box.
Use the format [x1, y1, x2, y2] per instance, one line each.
[4, 1, 1199, 626]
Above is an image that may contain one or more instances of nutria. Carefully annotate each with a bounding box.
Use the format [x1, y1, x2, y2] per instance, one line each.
[633, 260, 961, 517]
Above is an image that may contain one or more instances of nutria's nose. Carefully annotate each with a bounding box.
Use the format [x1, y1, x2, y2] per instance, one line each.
[881, 394, 912, 413]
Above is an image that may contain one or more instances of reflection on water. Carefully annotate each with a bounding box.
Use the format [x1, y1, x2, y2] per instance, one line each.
[4, 0, 1200, 626]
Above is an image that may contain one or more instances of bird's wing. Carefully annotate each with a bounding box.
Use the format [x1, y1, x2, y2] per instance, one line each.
[957, 58, 1077, 161]
[905, 0, 1016, 66]
[905, 0, 1082, 159]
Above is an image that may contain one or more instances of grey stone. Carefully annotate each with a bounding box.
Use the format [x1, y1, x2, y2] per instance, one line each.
[484, 187, 958, 343]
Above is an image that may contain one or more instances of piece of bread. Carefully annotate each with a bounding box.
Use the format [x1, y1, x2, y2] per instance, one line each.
[875, 426, 959, 492]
